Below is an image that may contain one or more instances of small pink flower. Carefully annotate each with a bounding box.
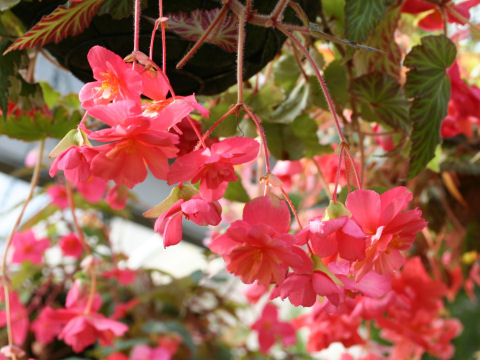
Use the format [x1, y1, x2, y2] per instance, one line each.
[168, 137, 259, 200]
[49, 146, 98, 184]
[31, 306, 64, 345]
[154, 196, 221, 248]
[251, 303, 296, 354]
[106, 184, 129, 210]
[11, 230, 49, 265]
[79, 46, 143, 108]
[103, 268, 137, 285]
[75, 176, 107, 203]
[58, 313, 128, 353]
[209, 196, 309, 285]
[47, 184, 69, 209]
[0, 291, 28, 345]
[131, 344, 171, 360]
[106, 353, 129, 360]
[59, 233, 83, 259]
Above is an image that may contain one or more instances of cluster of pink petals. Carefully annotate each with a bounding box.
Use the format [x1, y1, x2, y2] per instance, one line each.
[59, 233, 83, 258]
[155, 194, 222, 247]
[441, 61, 480, 138]
[209, 195, 309, 285]
[251, 303, 296, 354]
[402, 0, 480, 31]
[0, 291, 28, 345]
[32, 281, 128, 352]
[167, 137, 259, 200]
[346, 187, 427, 279]
[11, 230, 49, 265]
[50, 45, 208, 193]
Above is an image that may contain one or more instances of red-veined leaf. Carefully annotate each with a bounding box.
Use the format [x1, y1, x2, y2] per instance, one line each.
[3, 0, 104, 55]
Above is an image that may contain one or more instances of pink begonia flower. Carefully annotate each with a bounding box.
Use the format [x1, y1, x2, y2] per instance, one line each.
[49, 145, 98, 184]
[168, 137, 259, 200]
[106, 184, 129, 210]
[102, 268, 137, 285]
[293, 300, 364, 352]
[345, 187, 427, 278]
[372, 124, 395, 152]
[31, 306, 64, 345]
[106, 353, 129, 360]
[314, 153, 360, 186]
[79, 46, 143, 108]
[131, 344, 172, 360]
[59, 233, 83, 259]
[251, 303, 296, 354]
[402, 0, 480, 31]
[0, 291, 28, 345]
[154, 196, 222, 247]
[87, 100, 179, 188]
[11, 230, 49, 265]
[272, 160, 303, 190]
[75, 176, 107, 203]
[58, 313, 128, 353]
[272, 268, 340, 307]
[111, 299, 140, 320]
[209, 196, 309, 285]
[47, 184, 69, 209]
[48, 281, 127, 352]
[243, 282, 270, 303]
[297, 216, 366, 262]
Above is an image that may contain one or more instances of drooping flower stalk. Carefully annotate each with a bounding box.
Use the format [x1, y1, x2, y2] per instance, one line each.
[133, 0, 141, 52]
[1, 139, 44, 358]
[65, 182, 97, 315]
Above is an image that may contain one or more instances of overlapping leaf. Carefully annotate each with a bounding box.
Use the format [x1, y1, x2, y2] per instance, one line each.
[404, 35, 456, 178]
[4, 0, 104, 54]
[351, 72, 409, 131]
[345, 0, 395, 43]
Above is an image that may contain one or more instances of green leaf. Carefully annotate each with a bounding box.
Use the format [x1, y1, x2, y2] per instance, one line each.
[267, 79, 310, 124]
[290, 115, 330, 157]
[345, 0, 394, 43]
[98, 0, 137, 20]
[309, 60, 349, 110]
[404, 35, 456, 178]
[354, 4, 402, 78]
[142, 320, 196, 354]
[0, 40, 20, 119]
[224, 176, 250, 203]
[0, 106, 81, 141]
[263, 123, 305, 160]
[246, 81, 284, 120]
[39, 82, 61, 110]
[322, 0, 345, 37]
[351, 72, 409, 131]
[0, 10, 25, 37]
[273, 53, 301, 92]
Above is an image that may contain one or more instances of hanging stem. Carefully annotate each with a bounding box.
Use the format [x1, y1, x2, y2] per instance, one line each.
[65, 182, 96, 314]
[243, 106, 271, 174]
[201, 104, 241, 142]
[159, 0, 166, 72]
[344, 147, 362, 190]
[1, 139, 44, 356]
[186, 116, 207, 149]
[276, 24, 346, 143]
[332, 146, 345, 203]
[280, 187, 303, 229]
[236, 8, 247, 104]
[133, 0, 141, 52]
[176, 5, 229, 69]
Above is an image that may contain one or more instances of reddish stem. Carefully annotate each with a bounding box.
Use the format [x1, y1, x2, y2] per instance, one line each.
[280, 187, 303, 229]
[159, 0, 166, 73]
[133, 0, 141, 52]
[344, 147, 362, 190]
[332, 146, 345, 203]
[186, 116, 207, 149]
[201, 104, 240, 142]
[276, 24, 346, 143]
[243, 105, 271, 174]
[176, 5, 228, 69]
[66, 182, 96, 315]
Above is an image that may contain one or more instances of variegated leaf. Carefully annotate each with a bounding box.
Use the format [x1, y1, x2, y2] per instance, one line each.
[4, 0, 104, 54]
